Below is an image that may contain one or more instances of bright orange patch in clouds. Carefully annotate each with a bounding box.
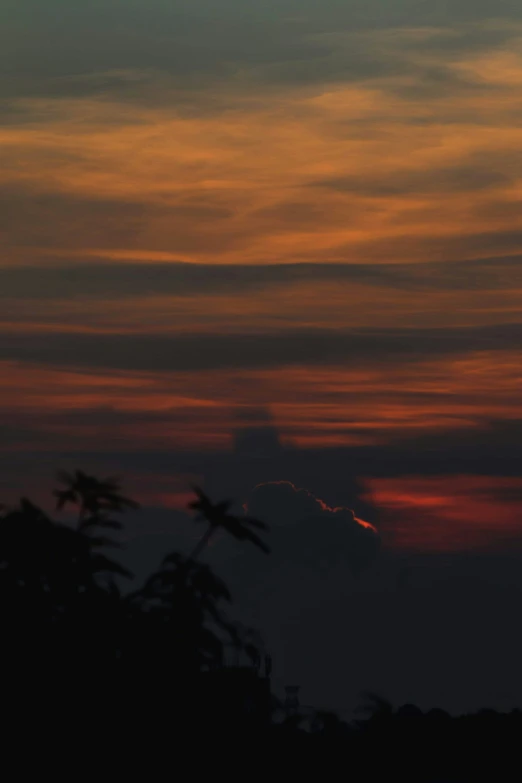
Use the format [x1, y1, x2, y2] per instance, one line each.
[365, 476, 522, 552]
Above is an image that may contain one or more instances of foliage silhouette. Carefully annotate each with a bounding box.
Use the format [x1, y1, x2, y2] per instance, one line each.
[0, 496, 129, 604]
[3, 467, 522, 774]
[54, 469, 140, 526]
[189, 485, 270, 559]
[0, 472, 276, 748]
[128, 552, 238, 672]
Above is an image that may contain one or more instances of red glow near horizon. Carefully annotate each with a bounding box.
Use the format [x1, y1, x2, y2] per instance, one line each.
[364, 475, 522, 552]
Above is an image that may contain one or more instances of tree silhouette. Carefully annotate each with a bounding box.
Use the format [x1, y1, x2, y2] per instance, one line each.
[53, 470, 137, 591]
[0, 494, 131, 702]
[0, 497, 129, 602]
[188, 486, 270, 560]
[0, 473, 293, 745]
[356, 691, 395, 726]
[54, 469, 140, 529]
[129, 552, 237, 672]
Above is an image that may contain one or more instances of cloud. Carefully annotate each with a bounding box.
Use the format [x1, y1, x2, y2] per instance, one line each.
[366, 475, 522, 552]
[4, 254, 522, 302]
[3, 3, 521, 108]
[2, 347, 522, 487]
[248, 480, 361, 524]
[233, 426, 283, 458]
[3, 323, 522, 372]
[246, 480, 379, 573]
[0, 187, 237, 254]
[4, 1, 522, 607]
[313, 163, 512, 197]
[364, 416, 522, 479]
[5, 27, 522, 274]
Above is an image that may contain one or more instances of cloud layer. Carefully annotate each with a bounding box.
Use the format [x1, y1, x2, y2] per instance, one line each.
[3, 3, 522, 549]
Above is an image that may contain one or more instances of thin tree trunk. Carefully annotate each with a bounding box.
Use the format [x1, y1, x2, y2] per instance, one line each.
[189, 524, 214, 561]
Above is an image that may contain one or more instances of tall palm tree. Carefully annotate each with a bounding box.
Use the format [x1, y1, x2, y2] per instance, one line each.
[126, 488, 270, 677]
[188, 486, 270, 560]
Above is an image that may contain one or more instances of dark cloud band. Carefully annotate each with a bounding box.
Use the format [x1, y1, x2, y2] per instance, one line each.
[2, 322, 522, 372]
[4, 254, 522, 300]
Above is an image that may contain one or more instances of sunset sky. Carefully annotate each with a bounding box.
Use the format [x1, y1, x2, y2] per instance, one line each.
[3, 1, 522, 554]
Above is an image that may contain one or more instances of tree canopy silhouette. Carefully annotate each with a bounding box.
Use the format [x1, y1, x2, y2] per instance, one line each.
[0, 470, 272, 736]
[54, 469, 140, 526]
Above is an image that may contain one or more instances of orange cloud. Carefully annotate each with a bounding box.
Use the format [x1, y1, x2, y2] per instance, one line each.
[364, 475, 522, 552]
[2, 349, 522, 455]
[3, 22, 522, 517]
[3, 27, 522, 270]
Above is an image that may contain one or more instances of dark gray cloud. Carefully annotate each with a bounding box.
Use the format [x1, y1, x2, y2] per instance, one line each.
[366, 418, 522, 479]
[9, 408, 522, 498]
[2, 1, 521, 109]
[244, 480, 379, 572]
[4, 254, 522, 302]
[0, 405, 219, 443]
[326, 228, 522, 265]
[0, 192, 150, 250]
[232, 426, 283, 460]
[0, 188, 235, 251]
[2, 412, 522, 501]
[3, 322, 522, 372]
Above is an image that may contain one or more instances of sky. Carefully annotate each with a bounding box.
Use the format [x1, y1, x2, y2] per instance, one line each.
[4, 1, 522, 711]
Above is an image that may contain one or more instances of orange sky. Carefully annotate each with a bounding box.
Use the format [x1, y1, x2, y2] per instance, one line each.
[2, 10, 522, 549]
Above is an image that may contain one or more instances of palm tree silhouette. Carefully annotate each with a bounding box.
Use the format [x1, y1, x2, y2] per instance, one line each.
[54, 470, 138, 580]
[54, 469, 139, 529]
[53, 470, 137, 596]
[188, 486, 270, 560]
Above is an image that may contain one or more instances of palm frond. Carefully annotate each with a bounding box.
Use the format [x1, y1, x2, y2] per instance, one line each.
[242, 514, 269, 530]
[187, 488, 270, 554]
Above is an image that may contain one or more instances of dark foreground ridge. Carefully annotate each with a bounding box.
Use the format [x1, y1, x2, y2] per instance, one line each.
[1, 470, 520, 779]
